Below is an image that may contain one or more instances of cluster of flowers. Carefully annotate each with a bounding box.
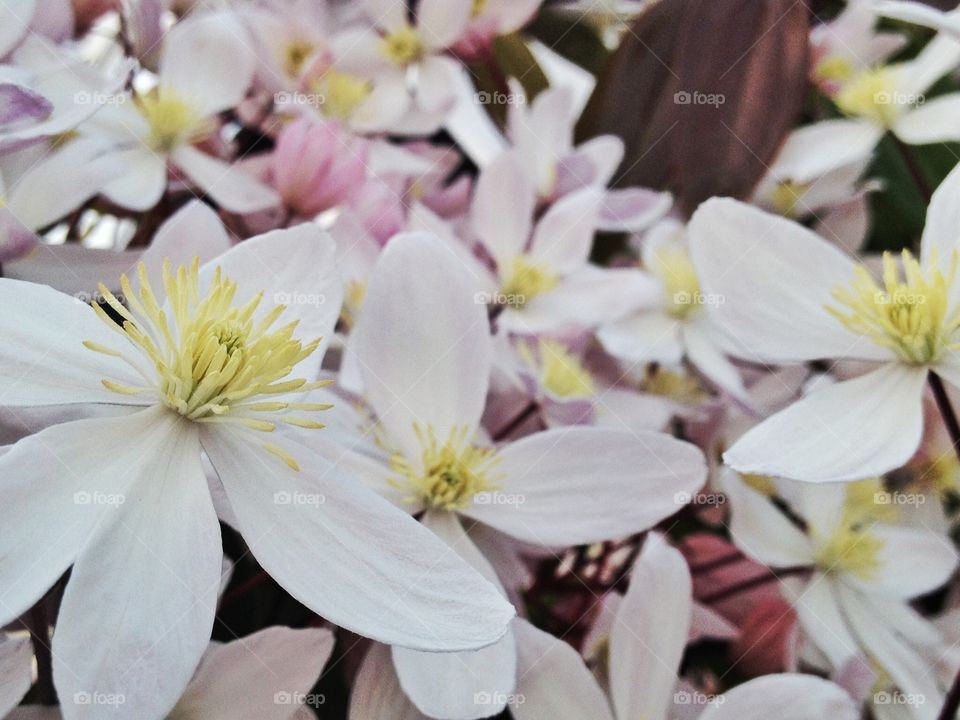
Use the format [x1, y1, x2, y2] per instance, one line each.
[3, 0, 960, 719]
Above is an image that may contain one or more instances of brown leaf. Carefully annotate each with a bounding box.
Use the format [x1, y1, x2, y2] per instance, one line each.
[579, 0, 810, 215]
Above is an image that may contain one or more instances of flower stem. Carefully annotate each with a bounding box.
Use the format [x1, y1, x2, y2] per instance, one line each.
[28, 602, 56, 705]
[492, 400, 540, 441]
[697, 566, 807, 604]
[893, 135, 933, 203]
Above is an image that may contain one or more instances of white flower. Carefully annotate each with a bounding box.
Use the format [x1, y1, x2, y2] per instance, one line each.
[689, 163, 960, 482]
[0, 210, 513, 720]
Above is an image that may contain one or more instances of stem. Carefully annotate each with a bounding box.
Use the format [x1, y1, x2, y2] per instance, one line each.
[698, 566, 808, 604]
[893, 136, 933, 203]
[492, 400, 540, 441]
[28, 602, 56, 705]
[689, 549, 745, 575]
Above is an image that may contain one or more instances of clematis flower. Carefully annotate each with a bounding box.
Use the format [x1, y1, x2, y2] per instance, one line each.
[79, 11, 279, 213]
[470, 151, 660, 334]
[689, 164, 960, 482]
[723, 472, 959, 714]
[331, 0, 473, 135]
[9, 626, 336, 720]
[450, 0, 542, 59]
[506, 85, 672, 231]
[598, 218, 749, 401]
[0, 0, 74, 60]
[337, 232, 706, 719]
[0, 218, 513, 720]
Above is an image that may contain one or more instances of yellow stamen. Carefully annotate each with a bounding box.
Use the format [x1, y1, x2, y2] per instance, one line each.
[389, 425, 501, 511]
[500, 257, 559, 308]
[814, 55, 856, 85]
[834, 66, 903, 127]
[520, 340, 595, 398]
[284, 39, 316, 78]
[309, 71, 373, 121]
[136, 88, 212, 153]
[770, 179, 808, 217]
[380, 26, 425, 66]
[650, 244, 701, 319]
[826, 249, 960, 365]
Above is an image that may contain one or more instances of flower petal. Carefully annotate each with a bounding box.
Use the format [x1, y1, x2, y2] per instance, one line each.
[847, 525, 958, 598]
[53, 411, 221, 720]
[597, 310, 684, 366]
[688, 198, 892, 363]
[528, 187, 604, 275]
[203, 425, 514, 652]
[698, 674, 859, 720]
[894, 92, 960, 144]
[0, 634, 33, 717]
[793, 576, 860, 669]
[463, 427, 706, 545]
[471, 152, 535, 269]
[725, 364, 927, 483]
[172, 146, 280, 214]
[350, 642, 430, 720]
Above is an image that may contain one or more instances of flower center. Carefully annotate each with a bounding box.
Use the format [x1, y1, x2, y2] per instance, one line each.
[770, 179, 809, 217]
[381, 26, 425, 66]
[500, 257, 559, 308]
[813, 523, 884, 580]
[309, 71, 373, 121]
[651, 244, 701, 319]
[521, 340, 595, 398]
[826, 249, 960, 365]
[284, 39, 316, 78]
[834, 66, 903, 127]
[84, 259, 331, 469]
[389, 425, 500, 511]
[136, 88, 211, 153]
[814, 55, 856, 85]
[339, 279, 367, 331]
[471, 0, 487, 17]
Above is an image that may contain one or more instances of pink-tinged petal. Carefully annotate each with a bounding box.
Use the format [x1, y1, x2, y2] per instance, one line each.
[415, 55, 459, 116]
[349, 643, 430, 720]
[510, 87, 576, 195]
[555, 135, 624, 195]
[100, 148, 167, 212]
[593, 388, 678, 433]
[472, 152, 535, 269]
[0, 208, 34, 262]
[364, 0, 409, 32]
[894, 93, 960, 145]
[463, 427, 706, 545]
[392, 512, 516, 720]
[417, 0, 471, 48]
[721, 470, 814, 568]
[202, 426, 514, 652]
[511, 618, 614, 720]
[173, 627, 335, 719]
[0, 635, 33, 716]
[597, 310, 684, 366]
[689, 198, 895, 363]
[351, 232, 492, 461]
[611, 534, 690, 720]
[725, 364, 927, 483]
[529, 187, 603, 275]
[0, 1, 34, 58]
[159, 11, 255, 117]
[54, 413, 220, 720]
[4, 243, 140, 298]
[139, 201, 232, 298]
[597, 187, 673, 233]
[0, 278, 150, 407]
[172, 146, 280, 214]
[0, 83, 51, 129]
[699, 674, 858, 720]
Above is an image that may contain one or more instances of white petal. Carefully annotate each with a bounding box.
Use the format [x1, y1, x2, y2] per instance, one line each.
[471, 152, 535, 269]
[172, 146, 279, 214]
[597, 310, 683, 365]
[463, 427, 706, 545]
[792, 575, 861, 668]
[597, 187, 673, 233]
[351, 232, 492, 461]
[768, 119, 880, 184]
[0, 1, 34, 58]
[5, 243, 140, 299]
[349, 643, 429, 720]
[611, 534, 690, 720]
[0, 634, 33, 717]
[203, 426, 514, 652]
[721, 469, 813, 567]
[688, 198, 893, 363]
[159, 11, 255, 117]
[920, 159, 960, 290]
[681, 320, 748, 400]
[392, 513, 516, 720]
[699, 674, 859, 720]
[876, 1, 960, 35]
[725, 364, 927, 483]
[364, 0, 409, 32]
[138, 201, 232, 298]
[898, 32, 960, 96]
[0, 278, 149, 406]
[894, 93, 960, 144]
[528, 187, 603, 275]
[100, 148, 167, 211]
[417, 0, 471, 48]
[847, 525, 958, 598]
[511, 618, 614, 720]
[414, 55, 460, 115]
[54, 411, 221, 720]
[174, 627, 335, 719]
